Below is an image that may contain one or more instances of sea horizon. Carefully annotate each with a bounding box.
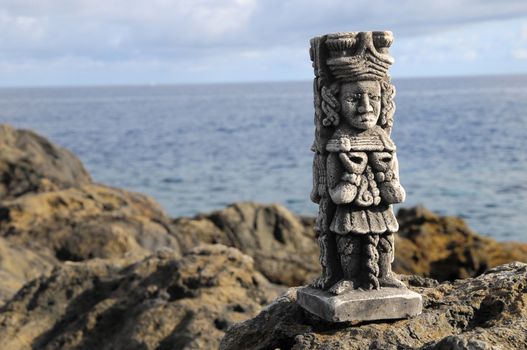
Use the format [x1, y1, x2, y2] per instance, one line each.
[0, 72, 526, 90]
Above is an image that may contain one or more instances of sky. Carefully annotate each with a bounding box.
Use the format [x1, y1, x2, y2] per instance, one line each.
[0, 0, 526, 86]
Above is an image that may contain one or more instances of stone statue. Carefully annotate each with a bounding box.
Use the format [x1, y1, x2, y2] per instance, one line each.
[298, 31, 422, 322]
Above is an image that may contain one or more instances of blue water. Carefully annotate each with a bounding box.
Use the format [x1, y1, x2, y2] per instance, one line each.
[0, 75, 526, 242]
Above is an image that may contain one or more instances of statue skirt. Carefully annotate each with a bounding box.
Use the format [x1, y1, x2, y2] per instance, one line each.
[330, 204, 398, 235]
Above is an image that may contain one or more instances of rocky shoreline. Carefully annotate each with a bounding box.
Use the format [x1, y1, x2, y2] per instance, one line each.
[1, 124, 526, 349]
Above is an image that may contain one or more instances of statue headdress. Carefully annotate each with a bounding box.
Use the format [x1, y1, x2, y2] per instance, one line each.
[324, 32, 394, 82]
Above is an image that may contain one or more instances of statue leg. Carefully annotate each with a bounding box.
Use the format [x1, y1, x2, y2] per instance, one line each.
[377, 233, 406, 288]
[311, 196, 341, 290]
[310, 231, 340, 289]
[328, 234, 361, 294]
[361, 234, 380, 290]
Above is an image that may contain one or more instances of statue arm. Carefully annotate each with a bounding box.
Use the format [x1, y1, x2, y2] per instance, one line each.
[378, 152, 406, 204]
[327, 152, 358, 204]
[310, 153, 322, 203]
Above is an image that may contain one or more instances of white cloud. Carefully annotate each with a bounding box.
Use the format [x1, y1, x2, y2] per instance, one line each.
[510, 21, 527, 60]
[0, 0, 526, 84]
[512, 48, 527, 59]
[0, 10, 47, 47]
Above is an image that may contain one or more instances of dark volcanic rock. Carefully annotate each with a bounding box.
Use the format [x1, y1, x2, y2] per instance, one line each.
[220, 262, 527, 350]
[172, 202, 320, 286]
[0, 125, 91, 199]
[0, 244, 282, 350]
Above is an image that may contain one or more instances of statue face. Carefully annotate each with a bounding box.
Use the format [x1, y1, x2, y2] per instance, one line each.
[339, 80, 381, 130]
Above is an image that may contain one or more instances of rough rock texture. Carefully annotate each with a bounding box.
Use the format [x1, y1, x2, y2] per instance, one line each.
[221, 262, 527, 350]
[0, 183, 181, 261]
[173, 203, 527, 286]
[0, 244, 282, 350]
[0, 125, 91, 199]
[0, 125, 186, 304]
[395, 206, 527, 281]
[0, 237, 55, 303]
[172, 202, 320, 286]
[0, 184, 183, 304]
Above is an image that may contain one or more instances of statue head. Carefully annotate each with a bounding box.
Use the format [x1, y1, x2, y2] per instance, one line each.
[320, 79, 395, 132]
[339, 80, 381, 130]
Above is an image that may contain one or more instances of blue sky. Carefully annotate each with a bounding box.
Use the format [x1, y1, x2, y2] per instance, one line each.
[0, 0, 526, 86]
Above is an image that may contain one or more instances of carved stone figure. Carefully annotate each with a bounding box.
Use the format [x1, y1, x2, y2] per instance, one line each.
[298, 31, 422, 322]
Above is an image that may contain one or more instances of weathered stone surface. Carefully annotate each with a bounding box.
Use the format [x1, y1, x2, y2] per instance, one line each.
[221, 262, 527, 350]
[0, 183, 181, 261]
[172, 202, 320, 286]
[0, 125, 189, 304]
[0, 244, 282, 350]
[394, 206, 527, 281]
[173, 203, 527, 287]
[0, 236, 55, 304]
[0, 124, 91, 199]
[0, 184, 183, 304]
[297, 286, 422, 322]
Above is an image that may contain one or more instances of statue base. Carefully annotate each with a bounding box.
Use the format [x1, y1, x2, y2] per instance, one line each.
[297, 286, 422, 323]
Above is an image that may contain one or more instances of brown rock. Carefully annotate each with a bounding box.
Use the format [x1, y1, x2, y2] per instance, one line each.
[220, 262, 527, 350]
[0, 125, 91, 199]
[0, 125, 186, 304]
[173, 203, 527, 286]
[395, 206, 527, 280]
[0, 184, 184, 304]
[0, 237, 54, 304]
[172, 202, 320, 286]
[0, 183, 181, 262]
[0, 244, 282, 350]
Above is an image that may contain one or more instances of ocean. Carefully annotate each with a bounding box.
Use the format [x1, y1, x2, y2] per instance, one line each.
[0, 75, 526, 242]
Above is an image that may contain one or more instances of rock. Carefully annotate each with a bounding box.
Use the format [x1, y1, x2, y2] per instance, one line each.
[220, 262, 527, 350]
[0, 125, 187, 304]
[0, 183, 181, 261]
[173, 203, 527, 286]
[0, 125, 91, 199]
[0, 184, 184, 304]
[0, 184, 182, 262]
[0, 244, 282, 350]
[395, 206, 527, 281]
[0, 236, 55, 304]
[172, 202, 320, 286]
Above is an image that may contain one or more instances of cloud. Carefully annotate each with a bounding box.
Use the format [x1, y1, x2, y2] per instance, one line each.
[1, 0, 527, 56]
[513, 48, 527, 59]
[511, 22, 527, 59]
[0, 0, 526, 84]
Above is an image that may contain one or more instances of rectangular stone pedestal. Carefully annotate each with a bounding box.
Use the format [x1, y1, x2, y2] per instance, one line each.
[297, 286, 423, 323]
